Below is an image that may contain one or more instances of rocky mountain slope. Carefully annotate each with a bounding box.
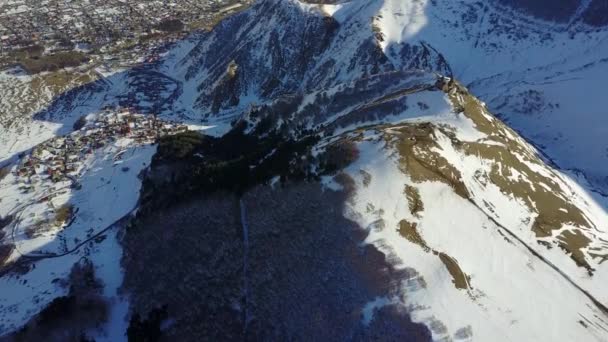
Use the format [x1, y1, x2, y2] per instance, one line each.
[1, 0, 608, 340]
[162, 0, 608, 192]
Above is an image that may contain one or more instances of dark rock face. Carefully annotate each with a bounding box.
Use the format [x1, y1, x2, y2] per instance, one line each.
[494, 0, 581, 22]
[391, 43, 453, 77]
[185, 0, 342, 115]
[494, 0, 608, 26]
[582, 0, 608, 26]
[180, 0, 450, 118]
[122, 183, 432, 341]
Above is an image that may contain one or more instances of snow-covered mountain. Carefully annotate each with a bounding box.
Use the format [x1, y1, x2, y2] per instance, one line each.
[1, 0, 608, 340]
[322, 77, 608, 341]
[131, 1, 608, 339]
[10, 0, 606, 194]
[164, 0, 608, 192]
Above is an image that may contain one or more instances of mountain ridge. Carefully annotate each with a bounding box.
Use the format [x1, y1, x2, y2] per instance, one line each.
[162, 0, 608, 192]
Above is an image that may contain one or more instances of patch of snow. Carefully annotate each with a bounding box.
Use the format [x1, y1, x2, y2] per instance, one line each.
[341, 136, 608, 341]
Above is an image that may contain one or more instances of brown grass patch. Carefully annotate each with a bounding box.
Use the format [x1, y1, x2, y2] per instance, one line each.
[387, 123, 469, 199]
[0, 244, 14, 265]
[0, 167, 9, 181]
[404, 185, 424, 217]
[17, 51, 90, 74]
[25, 219, 50, 239]
[438, 253, 471, 290]
[398, 220, 429, 253]
[54, 204, 74, 227]
[440, 81, 594, 269]
[360, 169, 372, 187]
[557, 229, 593, 271]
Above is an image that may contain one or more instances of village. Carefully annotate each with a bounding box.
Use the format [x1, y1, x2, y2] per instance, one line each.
[0, 0, 252, 71]
[12, 109, 189, 194]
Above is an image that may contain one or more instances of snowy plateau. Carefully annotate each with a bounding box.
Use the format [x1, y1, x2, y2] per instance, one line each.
[0, 0, 608, 341]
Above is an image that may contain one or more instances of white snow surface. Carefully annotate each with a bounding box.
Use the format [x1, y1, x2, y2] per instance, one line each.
[308, 84, 608, 340]
[342, 133, 608, 341]
[0, 137, 155, 335]
[375, 0, 608, 192]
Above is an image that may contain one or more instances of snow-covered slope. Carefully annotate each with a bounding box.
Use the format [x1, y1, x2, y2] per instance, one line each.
[0, 69, 99, 164]
[350, 0, 608, 193]
[0, 133, 155, 335]
[319, 78, 608, 341]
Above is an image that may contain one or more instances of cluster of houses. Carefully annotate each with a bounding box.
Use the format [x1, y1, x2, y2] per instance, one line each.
[13, 109, 188, 193]
[0, 0, 251, 59]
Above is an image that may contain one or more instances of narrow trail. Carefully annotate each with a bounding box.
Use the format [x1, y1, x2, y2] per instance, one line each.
[8, 187, 71, 258]
[6, 148, 135, 262]
[239, 198, 250, 336]
[1, 206, 135, 277]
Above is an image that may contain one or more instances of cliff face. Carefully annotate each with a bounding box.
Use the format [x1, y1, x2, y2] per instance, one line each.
[170, 0, 449, 117]
[495, 0, 608, 26]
